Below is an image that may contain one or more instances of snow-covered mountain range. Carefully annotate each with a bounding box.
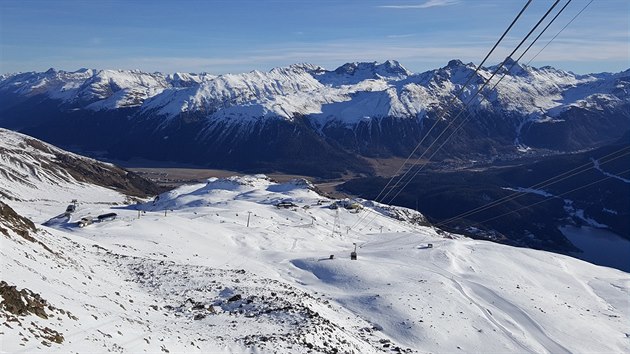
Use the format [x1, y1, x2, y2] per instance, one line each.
[1, 60, 629, 176]
[1, 129, 628, 353]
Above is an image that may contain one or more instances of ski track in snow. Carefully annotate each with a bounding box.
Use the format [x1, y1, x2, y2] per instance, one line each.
[345, 251, 568, 354]
[464, 281, 570, 354]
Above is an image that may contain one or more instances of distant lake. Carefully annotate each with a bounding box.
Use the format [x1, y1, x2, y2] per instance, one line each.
[561, 226, 630, 272]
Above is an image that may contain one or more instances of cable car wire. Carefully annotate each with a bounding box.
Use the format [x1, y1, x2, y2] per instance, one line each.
[348, 0, 534, 230]
[356, 0, 566, 232]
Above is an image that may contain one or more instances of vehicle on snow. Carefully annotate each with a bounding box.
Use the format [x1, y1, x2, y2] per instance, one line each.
[97, 213, 117, 222]
[78, 217, 93, 228]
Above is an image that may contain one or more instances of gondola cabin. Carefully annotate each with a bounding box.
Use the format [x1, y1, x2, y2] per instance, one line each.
[275, 201, 297, 209]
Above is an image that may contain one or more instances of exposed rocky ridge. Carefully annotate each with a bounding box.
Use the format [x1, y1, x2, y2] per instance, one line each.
[0, 200, 36, 241]
[0, 203, 71, 348]
[0, 281, 67, 346]
[0, 200, 55, 255]
[1, 281, 57, 320]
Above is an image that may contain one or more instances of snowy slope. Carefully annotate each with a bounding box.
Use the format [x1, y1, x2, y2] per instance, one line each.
[1, 146, 628, 353]
[0, 128, 160, 208]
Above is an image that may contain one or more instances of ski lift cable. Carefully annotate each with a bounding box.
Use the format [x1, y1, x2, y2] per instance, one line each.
[359, 230, 433, 249]
[359, 2, 582, 234]
[363, 0, 534, 207]
[384, 0, 590, 210]
[395, 0, 613, 226]
[526, 0, 594, 66]
[374, 0, 565, 209]
[411, 0, 582, 185]
[357, 0, 565, 232]
[359, 0, 594, 236]
[348, 0, 535, 231]
[389, 120, 629, 227]
[370, 0, 575, 218]
[363, 166, 630, 251]
[474, 168, 630, 226]
[363, 0, 565, 221]
[439, 148, 630, 226]
[436, 147, 630, 227]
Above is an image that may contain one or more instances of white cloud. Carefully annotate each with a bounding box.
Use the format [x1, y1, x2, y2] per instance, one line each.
[378, 0, 460, 9]
[386, 33, 417, 38]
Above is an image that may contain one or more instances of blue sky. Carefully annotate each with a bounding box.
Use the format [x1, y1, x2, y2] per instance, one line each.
[0, 0, 628, 74]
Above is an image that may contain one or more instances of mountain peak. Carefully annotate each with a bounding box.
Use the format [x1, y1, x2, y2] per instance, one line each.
[503, 57, 517, 66]
[503, 57, 524, 71]
[332, 60, 410, 79]
[380, 59, 409, 74]
[287, 63, 325, 72]
[488, 57, 532, 77]
[269, 63, 325, 76]
[447, 59, 465, 68]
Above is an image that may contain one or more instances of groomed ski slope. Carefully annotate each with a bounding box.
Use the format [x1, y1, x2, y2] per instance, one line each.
[1, 175, 629, 353]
